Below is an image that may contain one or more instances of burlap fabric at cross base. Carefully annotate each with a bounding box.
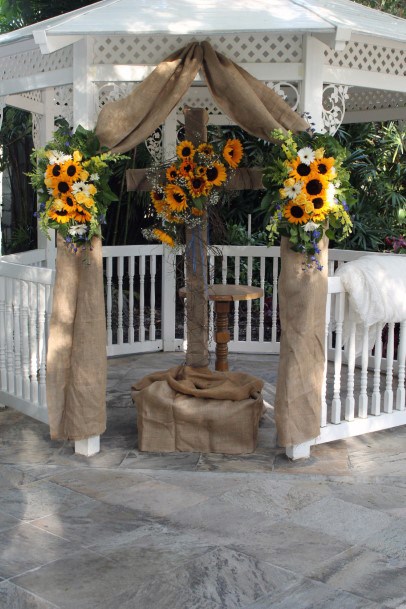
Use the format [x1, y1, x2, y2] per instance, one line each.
[46, 235, 106, 440]
[132, 366, 264, 454]
[275, 237, 329, 446]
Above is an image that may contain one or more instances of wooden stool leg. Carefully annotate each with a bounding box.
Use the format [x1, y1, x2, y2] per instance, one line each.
[215, 301, 231, 371]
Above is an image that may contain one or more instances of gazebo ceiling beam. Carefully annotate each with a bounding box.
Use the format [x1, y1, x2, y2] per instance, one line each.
[313, 27, 352, 51]
[33, 31, 83, 55]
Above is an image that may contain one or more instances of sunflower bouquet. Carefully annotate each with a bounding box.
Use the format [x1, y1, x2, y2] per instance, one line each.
[29, 120, 125, 252]
[144, 137, 243, 247]
[262, 129, 354, 270]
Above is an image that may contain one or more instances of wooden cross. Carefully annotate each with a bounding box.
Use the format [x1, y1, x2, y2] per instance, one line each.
[126, 106, 264, 368]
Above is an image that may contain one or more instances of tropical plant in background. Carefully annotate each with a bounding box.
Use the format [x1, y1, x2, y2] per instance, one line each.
[28, 120, 126, 251]
[144, 138, 243, 248]
[262, 129, 355, 270]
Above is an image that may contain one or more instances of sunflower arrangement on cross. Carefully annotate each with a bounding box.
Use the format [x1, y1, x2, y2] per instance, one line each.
[262, 129, 355, 270]
[144, 137, 243, 247]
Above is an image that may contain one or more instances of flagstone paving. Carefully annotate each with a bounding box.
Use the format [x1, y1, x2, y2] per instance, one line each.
[0, 351, 405, 609]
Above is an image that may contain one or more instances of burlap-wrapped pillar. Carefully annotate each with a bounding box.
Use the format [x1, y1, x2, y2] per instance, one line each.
[184, 106, 209, 368]
[46, 235, 107, 440]
[275, 236, 328, 446]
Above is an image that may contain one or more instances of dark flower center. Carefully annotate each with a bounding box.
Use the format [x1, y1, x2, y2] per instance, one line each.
[183, 164, 192, 173]
[182, 146, 191, 157]
[154, 191, 164, 200]
[306, 179, 323, 196]
[56, 209, 68, 216]
[206, 167, 218, 181]
[52, 164, 61, 177]
[57, 181, 70, 194]
[313, 197, 324, 209]
[317, 163, 327, 174]
[66, 164, 77, 177]
[297, 163, 311, 176]
[192, 178, 203, 189]
[65, 196, 75, 207]
[291, 205, 304, 218]
[173, 193, 184, 203]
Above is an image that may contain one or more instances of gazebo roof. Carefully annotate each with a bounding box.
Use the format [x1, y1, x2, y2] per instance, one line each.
[0, 0, 405, 50]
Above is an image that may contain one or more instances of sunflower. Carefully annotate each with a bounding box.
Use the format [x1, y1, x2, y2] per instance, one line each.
[150, 189, 166, 206]
[153, 199, 168, 215]
[179, 159, 195, 177]
[311, 157, 335, 177]
[287, 157, 312, 181]
[60, 158, 85, 182]
[223, 139, 243, 168]
[153, 228, 174, 247]
[284, 200, 309, 224]
[205, 162, 227, 187]
[310, 196, 329, 221]
[166, 165, 178, 182]
[48, 207, 72, 224]
[73, 206, 92, 223]
[196, 166, 206, 176]
[60, 193, 77, 211]
[176, 141, 195, 160]
[48, 176, 72, 197]
[186, 175, 209, 198]
[166, 184, 188, 212]
[197, 143, 214, 156]
[304, 176, 327, 198]
[45, 163, 63, 180]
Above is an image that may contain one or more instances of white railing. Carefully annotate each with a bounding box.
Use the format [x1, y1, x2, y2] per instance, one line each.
[0, 258, 54, 423]
[1, 245, 405, 458]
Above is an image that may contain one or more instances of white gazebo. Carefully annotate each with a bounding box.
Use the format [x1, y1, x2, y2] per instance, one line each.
[0, 0, 405, 457]
[0, 0, 405, 258]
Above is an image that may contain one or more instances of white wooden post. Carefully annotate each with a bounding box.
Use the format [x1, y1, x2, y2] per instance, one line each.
[38, 87, 57, 269]
[300, 35, 325, 132]
[72, 37, 102, 456]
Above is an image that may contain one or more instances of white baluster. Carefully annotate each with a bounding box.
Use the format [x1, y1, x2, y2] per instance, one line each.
[139, 255, 145, 342]
[358, 322, 369, 418]
[272, 256, 279, 344]
[233, 256, 240, 341]
[221, 254, 227, 284]
[259, 257, 265, 343]
[106, 256, 113, 345]
[384, 322, 395, 413]
[208, 253, 215, 341]
[37, 283, 47, 408]
[149, 255, 156, 341]
[21, 281, 30, 400]
[13, 279, 22, 397]
[321, 287, 331, 427]
[331, 292, 345, 424]
[117, 256, 124, 344]
[246, 255, 253, 341]
[29, 282, 38, 404]
[396, 321, 405, 411]
[371, 322, 383, 415]
[128, 256, 135, 344]
[0, 276, 7, 391]
[5, 278, 14, 394]
[345, 318, 356, 421]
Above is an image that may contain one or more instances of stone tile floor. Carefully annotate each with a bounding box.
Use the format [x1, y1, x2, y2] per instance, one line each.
[0, 351, 405, 609]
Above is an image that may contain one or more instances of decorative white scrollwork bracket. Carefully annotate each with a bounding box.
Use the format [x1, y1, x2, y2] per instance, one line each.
[322, 85, 349, 135]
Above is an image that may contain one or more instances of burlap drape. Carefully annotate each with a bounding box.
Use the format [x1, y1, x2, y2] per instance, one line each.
[95, 41, 308, 153]
[275, 237, 329, 447]
[46, 235, 107, 440]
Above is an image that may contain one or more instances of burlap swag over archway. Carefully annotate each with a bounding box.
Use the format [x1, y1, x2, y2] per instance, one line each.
[47, 40, 327, 448]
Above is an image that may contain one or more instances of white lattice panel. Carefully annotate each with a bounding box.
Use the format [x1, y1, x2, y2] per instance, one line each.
[0, 46, 72, 82]
[324, 42, 405, 76]
[177, 89, 223, 116]
[346, 88, 406, 112]
[54, 86, 73, 126]
[92, 34, 302, 65]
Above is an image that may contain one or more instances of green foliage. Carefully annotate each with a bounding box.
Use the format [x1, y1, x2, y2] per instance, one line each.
[336, 121, 405, 251]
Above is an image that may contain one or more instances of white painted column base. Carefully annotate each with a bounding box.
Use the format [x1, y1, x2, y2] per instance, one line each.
[75, 435, 100, 456]
[285, 440, 313, 460]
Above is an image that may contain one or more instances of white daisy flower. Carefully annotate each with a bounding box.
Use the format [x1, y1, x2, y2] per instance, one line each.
[46, 150, 72, 165]
[68, 224, 88, 237]
[284, 180, 303, 199]
[89, 173, 100, 182]
[303, 221, 320, 232]
[298, 147, 315, 165]
[326, 183, 336, 204]
[71, 181, 91, 195]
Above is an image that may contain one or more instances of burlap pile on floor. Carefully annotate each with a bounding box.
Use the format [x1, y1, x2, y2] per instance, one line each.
[132, 365, 264, 454]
